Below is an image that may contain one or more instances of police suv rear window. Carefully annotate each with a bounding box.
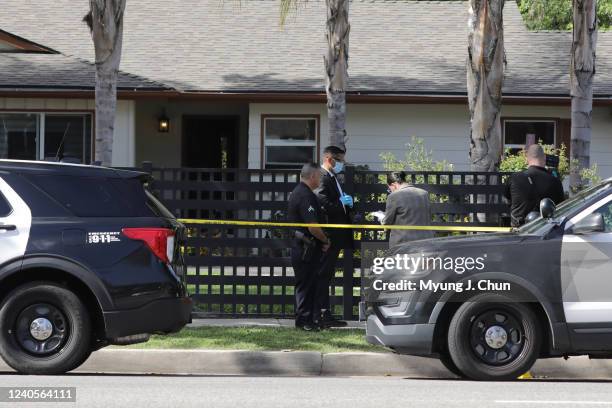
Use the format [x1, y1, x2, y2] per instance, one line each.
[0, 192, 11, 217]
[146, 190, 176, 219]
[27, 175, 156, 217]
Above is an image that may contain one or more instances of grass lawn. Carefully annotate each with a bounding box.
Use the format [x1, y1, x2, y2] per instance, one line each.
[123, 326, 389, 354]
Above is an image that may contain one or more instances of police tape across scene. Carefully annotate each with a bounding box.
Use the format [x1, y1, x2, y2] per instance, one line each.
[177, 218, 512, 233]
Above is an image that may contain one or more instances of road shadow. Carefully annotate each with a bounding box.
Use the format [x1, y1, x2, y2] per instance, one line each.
[399, 376, 612, 383]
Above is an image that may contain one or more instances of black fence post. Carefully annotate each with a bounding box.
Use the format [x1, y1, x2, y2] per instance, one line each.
[141, 161, 153, 174]
[342, 165, 355, 320]
[140, 161, 156, 193]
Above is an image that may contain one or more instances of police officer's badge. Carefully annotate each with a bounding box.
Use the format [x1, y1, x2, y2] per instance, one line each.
[308, 205, 315, 213]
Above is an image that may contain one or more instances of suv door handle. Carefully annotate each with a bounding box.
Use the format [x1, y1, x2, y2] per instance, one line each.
[0, 224, 16, 231]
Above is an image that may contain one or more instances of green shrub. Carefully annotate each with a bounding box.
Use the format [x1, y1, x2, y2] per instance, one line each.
[380, 136, 454, 173]
[580, 163, 602, 186]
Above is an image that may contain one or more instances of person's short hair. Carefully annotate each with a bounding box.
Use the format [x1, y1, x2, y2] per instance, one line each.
[387, 171, 407, 185]
[300, 162, 320, 180]
[526, 144, 545, 160]
[323, 145, 345, 157]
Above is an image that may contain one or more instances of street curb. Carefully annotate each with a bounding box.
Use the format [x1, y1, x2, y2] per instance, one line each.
[321, 352, 455, 377]
[531, 357, 612, 379]
[81, 349, 324, 376]
[2, 349, 612, 378]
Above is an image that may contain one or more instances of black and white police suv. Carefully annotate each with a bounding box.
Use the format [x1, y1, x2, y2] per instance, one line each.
[0, 160, 191, 374]
[364, 178, 612, 380]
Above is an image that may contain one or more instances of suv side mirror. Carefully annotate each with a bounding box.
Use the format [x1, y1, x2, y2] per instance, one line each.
[571, 212, 605, 235]
[540, 198, 556, 219]
[525, 211, 540, 223]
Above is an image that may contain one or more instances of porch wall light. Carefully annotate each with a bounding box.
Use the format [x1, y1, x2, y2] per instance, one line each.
[158, 113, 170, 133]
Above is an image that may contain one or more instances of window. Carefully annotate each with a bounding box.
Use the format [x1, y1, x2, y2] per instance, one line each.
[0, 113, 92, 164]
[0, 192, 12, 217]
[27, 175, 155, 217]
[262, 116, 319, 169]
[0, 113, 38, 160]
[44, 115, 92, 163]
[595, 201, 612, 233]
[503, 119, 556, 155]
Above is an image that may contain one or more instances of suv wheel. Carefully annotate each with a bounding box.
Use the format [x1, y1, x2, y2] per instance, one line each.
[439, 350, 462, 378]
[0, 282, 92, 375]
[447, 293, 540, 381]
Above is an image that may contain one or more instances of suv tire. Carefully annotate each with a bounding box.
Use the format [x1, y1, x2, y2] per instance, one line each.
[439, 350, 462, 378]
[447, 293, 540, 381]
[0, 282, 92, 375]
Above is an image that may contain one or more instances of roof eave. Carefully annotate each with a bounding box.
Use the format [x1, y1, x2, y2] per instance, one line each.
[1, 88, 612, 106]
[0, 29, 59, 53]
[156, 91, 612, 105]
[0, 87, 179, 99]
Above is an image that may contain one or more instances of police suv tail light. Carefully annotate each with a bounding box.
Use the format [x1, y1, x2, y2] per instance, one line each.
[122, 228, 175, 263]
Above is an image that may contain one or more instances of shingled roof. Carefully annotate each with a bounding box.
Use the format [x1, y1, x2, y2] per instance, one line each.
[0, 52, 172, 91]
[1, 0, 611, 97]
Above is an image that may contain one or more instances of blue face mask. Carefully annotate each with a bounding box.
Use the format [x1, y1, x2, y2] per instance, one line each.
[333, 161, 344, 174]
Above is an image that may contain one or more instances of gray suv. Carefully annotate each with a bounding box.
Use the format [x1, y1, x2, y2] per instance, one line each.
[364, 179, 612, 380]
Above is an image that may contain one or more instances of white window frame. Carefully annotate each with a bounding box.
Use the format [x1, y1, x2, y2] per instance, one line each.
[262, 116, 319, 168]
[502, 119, 557, 151]
[0, 111, 93, 163]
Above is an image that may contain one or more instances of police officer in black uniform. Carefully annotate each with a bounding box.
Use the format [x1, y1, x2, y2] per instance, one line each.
[288, 163, 331, 331]
[505, 144, 565, 227]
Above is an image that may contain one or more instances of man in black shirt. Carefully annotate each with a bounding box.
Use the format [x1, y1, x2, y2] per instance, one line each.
[505, 144, 565, 227]
[288, 163, 331, 331]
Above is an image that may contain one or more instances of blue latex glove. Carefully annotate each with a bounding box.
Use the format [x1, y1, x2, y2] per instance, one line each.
[340, 193, 353, 208]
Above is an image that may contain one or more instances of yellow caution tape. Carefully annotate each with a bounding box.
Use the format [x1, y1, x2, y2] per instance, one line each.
[177, 218, 512, 233]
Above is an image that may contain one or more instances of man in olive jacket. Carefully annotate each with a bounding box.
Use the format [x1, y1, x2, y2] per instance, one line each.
[383, 171, 434, 248]
[314, 145, 353, 328]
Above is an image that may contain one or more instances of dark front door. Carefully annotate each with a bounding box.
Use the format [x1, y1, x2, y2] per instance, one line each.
[182, 116, 239, 168]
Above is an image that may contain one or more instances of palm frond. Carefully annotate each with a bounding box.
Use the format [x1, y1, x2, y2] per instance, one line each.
[280, 0, 305, 27]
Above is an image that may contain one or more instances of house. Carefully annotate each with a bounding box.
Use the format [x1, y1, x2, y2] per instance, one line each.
[1, 0, 612, 176]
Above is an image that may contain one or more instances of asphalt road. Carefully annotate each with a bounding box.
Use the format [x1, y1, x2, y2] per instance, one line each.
[1, 374, 612, 408]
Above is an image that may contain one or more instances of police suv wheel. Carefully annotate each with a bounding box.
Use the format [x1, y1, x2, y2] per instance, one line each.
[438, 351, 462, 377]
[447, 293, 540, 381]
[0, 282, 92, 375]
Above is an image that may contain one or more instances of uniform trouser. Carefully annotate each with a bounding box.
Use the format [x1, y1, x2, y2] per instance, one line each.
[315, 244, 342, 315]
[291, 244, 321, 324]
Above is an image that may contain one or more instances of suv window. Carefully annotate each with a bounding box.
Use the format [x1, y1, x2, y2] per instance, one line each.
[520, 181, 612, 234]
[595, 201, 612, 232]
[27, 175, 157, 218]
[146, 190, 176, 219]
[0, 192, 12, 217]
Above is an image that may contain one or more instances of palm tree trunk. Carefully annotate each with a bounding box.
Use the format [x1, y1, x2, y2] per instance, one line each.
[570, 0, 597, 193]
[467, 0, 505, 172]
[85, 0, 126, 166]
[324, 0, 350, 152]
